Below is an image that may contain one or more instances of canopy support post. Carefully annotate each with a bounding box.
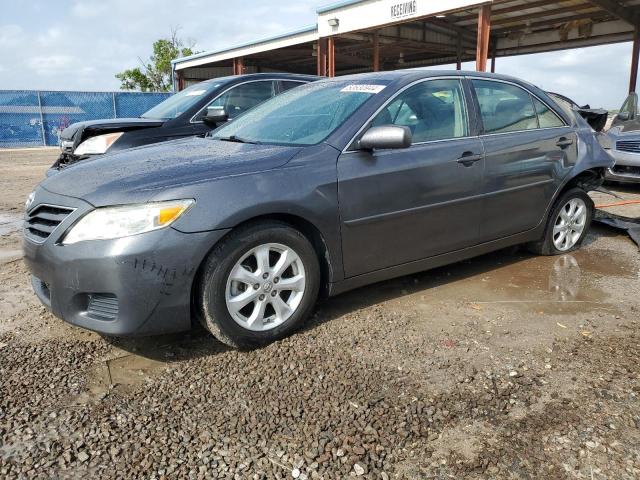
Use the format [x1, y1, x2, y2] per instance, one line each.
[476, 4, 491, 72]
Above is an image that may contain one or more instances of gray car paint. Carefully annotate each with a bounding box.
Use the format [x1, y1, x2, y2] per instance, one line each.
[23, 70, 614, 336]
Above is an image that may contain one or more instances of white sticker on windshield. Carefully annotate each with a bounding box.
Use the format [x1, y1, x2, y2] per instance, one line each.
[340, 84, 386, 94]
[186, 89, 207, 96]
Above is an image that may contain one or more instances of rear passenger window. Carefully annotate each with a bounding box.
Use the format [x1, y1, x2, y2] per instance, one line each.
[472, 80, 538, 134]
[370, 79, 468, 143]
[533, 98, 565, 128]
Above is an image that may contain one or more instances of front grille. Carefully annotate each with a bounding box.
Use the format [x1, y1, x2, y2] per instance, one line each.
[24, 204, 74, 242]
[616, 140, 640, 154]
[87, 294, 119, 321]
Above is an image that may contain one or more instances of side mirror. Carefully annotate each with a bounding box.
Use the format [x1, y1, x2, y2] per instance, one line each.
[203, 106, 228, 126]
[358, 125, 412, 151]
[617, 111, 631, 122]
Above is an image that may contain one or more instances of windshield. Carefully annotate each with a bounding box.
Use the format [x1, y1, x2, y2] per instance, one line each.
[141, 82, 221, 120]
[212, 80, 391, 146]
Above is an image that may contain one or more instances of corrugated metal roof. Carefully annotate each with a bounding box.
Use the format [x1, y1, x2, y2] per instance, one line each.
[173, 0, 636, 78]
[172, 24, 318, 66]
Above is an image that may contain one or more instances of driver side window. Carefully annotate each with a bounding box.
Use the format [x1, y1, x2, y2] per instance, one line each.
[195, 81, 276, 122]
[370, 79, 469, 143]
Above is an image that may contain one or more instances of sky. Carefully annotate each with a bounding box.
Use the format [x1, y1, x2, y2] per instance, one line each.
[0, 0, 633, 109]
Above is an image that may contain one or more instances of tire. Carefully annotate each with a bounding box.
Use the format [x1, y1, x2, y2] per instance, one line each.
[528, 188, 594, 256]
[196, 221, 320, 349]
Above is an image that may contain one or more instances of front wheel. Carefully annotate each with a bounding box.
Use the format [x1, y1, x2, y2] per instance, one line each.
[197, 221, 320, 349]
[528, 188, 594, 256]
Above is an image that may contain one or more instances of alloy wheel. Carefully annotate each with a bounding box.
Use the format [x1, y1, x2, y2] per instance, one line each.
[225, 243, 306, 331]
[552, 198, 588, 252]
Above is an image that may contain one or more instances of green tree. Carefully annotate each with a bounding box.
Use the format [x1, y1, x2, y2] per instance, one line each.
[116, 29, 196, 92]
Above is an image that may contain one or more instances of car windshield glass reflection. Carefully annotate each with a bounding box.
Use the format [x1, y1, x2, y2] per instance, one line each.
[141, 82, 221, 120]
[212, 81, 391, 146]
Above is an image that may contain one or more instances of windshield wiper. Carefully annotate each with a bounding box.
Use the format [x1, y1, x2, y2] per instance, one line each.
[217, 135, 259, 145]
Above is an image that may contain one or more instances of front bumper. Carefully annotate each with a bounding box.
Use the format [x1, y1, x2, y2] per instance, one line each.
[22, 188, 229, 336]
[605, 150, 640, 183]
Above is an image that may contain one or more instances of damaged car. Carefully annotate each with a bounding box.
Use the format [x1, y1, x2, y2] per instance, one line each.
[605, 92, 640, 183]
[51, 73, 318, 174]
[547, 92, 609, 133]
[23, 71, 614, 348]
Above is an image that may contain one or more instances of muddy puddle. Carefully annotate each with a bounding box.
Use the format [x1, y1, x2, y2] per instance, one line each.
[75, 330, 226, 404]
[328, 243, 637, 319]
[417, 246, 636, 315]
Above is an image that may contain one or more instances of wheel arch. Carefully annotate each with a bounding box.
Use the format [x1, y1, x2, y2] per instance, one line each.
[190, 213, 335, 322]
[530, 166, 604, 243]
[561, 167, 606, 193]
[546, 167, 605, 219]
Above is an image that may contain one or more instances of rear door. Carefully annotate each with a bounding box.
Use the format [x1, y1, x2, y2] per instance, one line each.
[470, 79, 578, 242]
[337, 78, 484, 277]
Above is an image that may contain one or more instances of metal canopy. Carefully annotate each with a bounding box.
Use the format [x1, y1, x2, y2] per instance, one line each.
[173, 0, 640, 91]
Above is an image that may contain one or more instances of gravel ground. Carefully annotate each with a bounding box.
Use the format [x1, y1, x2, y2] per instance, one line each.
[1, 148, 639, 479]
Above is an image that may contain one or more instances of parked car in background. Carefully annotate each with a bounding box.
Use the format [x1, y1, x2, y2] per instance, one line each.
[605, 92, 640, 183]
[24, 71, 613, 349]
[50, 73, 318, 174]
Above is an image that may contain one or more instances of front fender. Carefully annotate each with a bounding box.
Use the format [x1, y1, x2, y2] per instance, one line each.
[156, 144, 345, 281]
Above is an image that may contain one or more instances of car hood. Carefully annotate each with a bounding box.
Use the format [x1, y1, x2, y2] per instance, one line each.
[607, 126, 640, 140]
[40, 137, 303, 206]
[60, 117, 165, 142]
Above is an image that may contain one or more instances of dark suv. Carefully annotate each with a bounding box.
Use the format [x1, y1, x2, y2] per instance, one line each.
[24, 71, 613, 348]
[51, 73, 318, 173]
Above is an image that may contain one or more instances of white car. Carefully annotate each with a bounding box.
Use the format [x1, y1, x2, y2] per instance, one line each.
[605, 93, 640, 183]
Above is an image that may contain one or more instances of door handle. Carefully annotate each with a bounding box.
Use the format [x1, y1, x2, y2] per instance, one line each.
[556, 137, 574, 148]
[456, 152, 483, 167]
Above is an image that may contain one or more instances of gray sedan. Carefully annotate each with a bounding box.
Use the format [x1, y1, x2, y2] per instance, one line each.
[23, 70, 613, 348]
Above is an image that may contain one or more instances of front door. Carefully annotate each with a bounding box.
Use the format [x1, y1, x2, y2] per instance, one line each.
[337, 78, 484, 278]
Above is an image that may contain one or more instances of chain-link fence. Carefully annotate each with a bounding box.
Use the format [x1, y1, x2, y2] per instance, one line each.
[0, 90, 171, 148]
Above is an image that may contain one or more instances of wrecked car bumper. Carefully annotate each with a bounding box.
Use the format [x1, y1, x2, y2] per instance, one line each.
[22, 188, 229, 336]
[605, 150, 640, 183]
[47, 152, 90, 177]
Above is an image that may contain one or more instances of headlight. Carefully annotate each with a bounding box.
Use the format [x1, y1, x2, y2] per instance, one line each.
[74, 132, 123, 155]
[62, 200, 194, 245]
[25, 191, 35, 211]
[60, 139, 74, 152]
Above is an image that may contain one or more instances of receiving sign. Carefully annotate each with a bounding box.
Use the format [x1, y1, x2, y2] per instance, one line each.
[317, 0, 487, 37]
[390, 1, 418, 20]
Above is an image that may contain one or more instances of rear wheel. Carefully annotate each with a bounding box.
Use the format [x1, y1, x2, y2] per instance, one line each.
[528, 188, 594, 255]
[197, 221, 320, 348]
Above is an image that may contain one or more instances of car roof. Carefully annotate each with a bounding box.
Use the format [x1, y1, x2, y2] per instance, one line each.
[317, 69, 532, 87]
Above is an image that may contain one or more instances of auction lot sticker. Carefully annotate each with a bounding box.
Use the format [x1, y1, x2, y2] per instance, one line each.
[341, 84, 386, 94]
